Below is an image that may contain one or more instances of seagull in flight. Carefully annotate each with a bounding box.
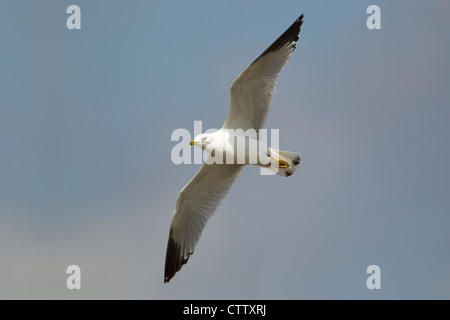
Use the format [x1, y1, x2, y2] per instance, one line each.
[164, 14, 304, 283]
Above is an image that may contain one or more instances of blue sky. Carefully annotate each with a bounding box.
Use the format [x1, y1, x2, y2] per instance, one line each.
[0, 1, 449, 299]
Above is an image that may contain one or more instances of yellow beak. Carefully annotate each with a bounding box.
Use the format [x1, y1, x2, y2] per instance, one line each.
[190, 140, 195, 146]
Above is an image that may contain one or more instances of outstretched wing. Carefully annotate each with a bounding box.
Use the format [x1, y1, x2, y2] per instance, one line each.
[222, 14, 304, 131]
[164, 161, 243, 283]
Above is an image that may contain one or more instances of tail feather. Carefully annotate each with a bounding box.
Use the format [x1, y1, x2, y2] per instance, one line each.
[268, 149, 301, 177]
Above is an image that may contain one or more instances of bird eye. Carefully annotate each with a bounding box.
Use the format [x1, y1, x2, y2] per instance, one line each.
[202, 137, 206, 141]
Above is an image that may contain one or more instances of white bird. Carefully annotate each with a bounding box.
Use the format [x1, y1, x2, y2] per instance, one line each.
[164, 14, 304, 283]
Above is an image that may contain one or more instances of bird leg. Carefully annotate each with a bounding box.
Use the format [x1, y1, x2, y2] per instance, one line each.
[270, 155, 289, 168]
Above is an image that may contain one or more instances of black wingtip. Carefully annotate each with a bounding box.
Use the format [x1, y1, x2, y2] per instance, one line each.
[257, 13, 304, 59]
[164, 228, 191, 283]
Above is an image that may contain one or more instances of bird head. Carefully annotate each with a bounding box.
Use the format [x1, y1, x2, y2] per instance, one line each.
[190, 133, 213, 150]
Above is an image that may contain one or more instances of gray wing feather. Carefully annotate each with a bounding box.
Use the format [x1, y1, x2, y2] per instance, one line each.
[223, 14, 304, 131]
[164, 161, 243, 282]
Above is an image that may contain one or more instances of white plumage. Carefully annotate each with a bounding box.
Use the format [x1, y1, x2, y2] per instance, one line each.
[164, 14, 304, 283]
